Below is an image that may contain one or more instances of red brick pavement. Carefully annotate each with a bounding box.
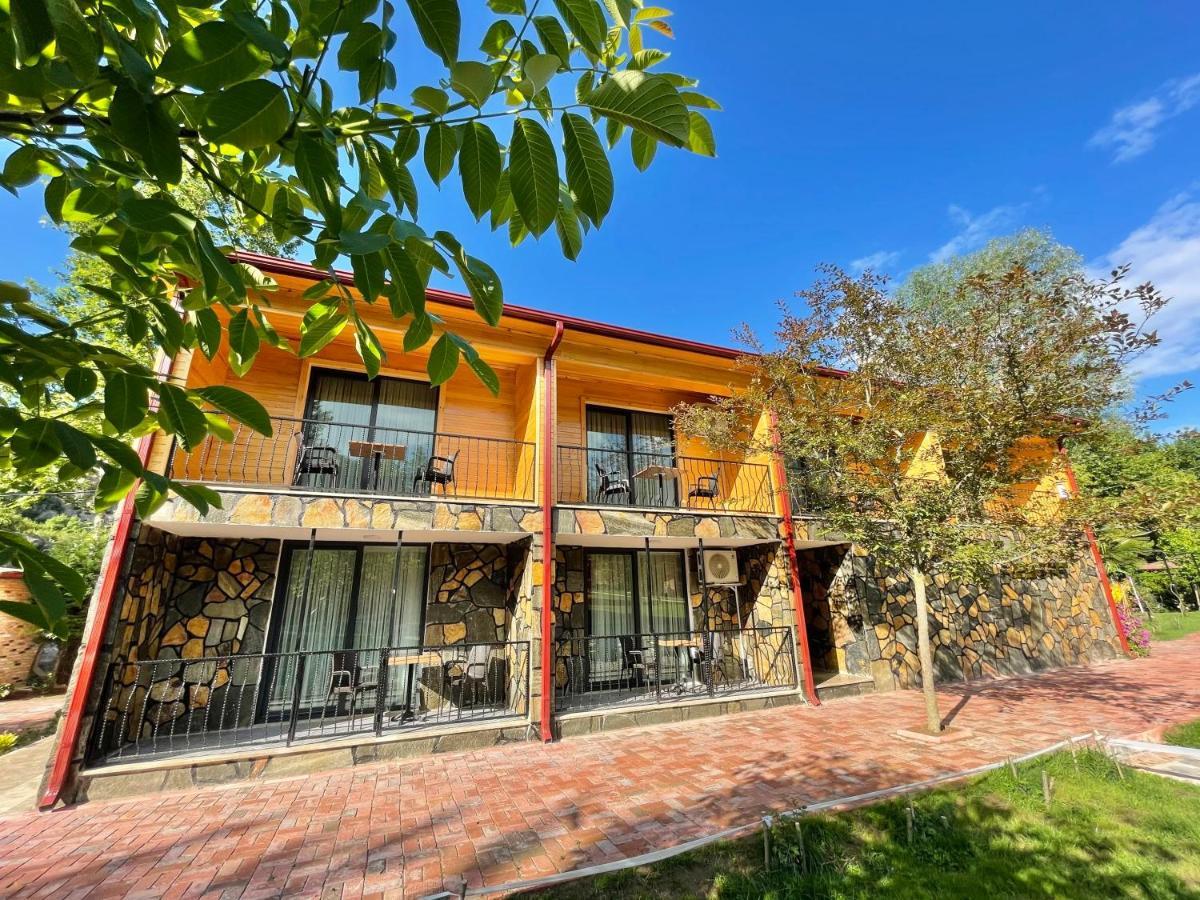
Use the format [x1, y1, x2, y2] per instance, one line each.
[2, 637, 1199, 899]
[0, 692, 64, 733]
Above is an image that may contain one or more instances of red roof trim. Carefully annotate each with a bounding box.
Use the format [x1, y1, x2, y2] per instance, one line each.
[232, 250, 750, 361]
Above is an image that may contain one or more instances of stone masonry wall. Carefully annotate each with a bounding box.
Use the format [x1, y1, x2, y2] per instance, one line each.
[797, 543, 1123, 691]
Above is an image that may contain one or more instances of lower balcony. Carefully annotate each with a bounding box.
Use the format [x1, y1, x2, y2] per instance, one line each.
[91, 642, 530, 764]
[553, 626, 798, 714]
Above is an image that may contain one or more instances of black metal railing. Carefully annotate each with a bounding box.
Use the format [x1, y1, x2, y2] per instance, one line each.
[169, 415, 537, 503]
[90, 641, 530, 763]
[555, 446, 775, 513]
[553, 626, 797, 712]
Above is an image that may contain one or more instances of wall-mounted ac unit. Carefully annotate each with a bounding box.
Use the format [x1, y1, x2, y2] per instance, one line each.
[702, 549, 740, 585]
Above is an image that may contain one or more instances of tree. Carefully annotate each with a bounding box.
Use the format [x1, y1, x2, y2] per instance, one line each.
[676, 262, 1167, 734]
[0, 0, 718, 629]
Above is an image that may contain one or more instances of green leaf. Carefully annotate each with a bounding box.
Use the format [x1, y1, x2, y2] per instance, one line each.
[403, 312, 433, 351]
[465, 351, 500, 395]
[487, 0, 524, 12]
[337, 22, 384, 70]
[0, 600, 50, 633]
[586, 70, 689, 147]
[423, 122, 458, 185]
[679, 90, 722, 110]
[686, 110, 716, 157]
[194, 385, 273, 435]
[158, 21, 266, 90]
[299, 307, 348, 356]
[435, 231, 503, 325]
[405, 0, 460, 66]
[194, 307, 221, 359]
[553, 0, 606, 55]
[52, 421, 97, 470]
[631, 129, 656, 170]
[411, 85, 449, 115]
[427, 333, 460, 384]
[508, 118, 559, 237]
[533, 15, 570, 63]
[11, 419, 60, 471]
[118, 196, 197, 235]
[350, 250, 385, 303]
[63, 366, 97, 399]
[560, 112, 613, 226]
[202, 79, 291, 149]
[157, 383, 209, 451]
[459, 122, 501, 220]
[94, 464, 137, 511]
[450, 60, 495, 107]
[45, 0, 98, 82]
[354, 316, 384, 379]
[383, 245, 426, 318]
[109, 84, 183, 183]
[481, 19, 516, 56]
[227, 308, 260, 376]
[556, 196, 583, 260]
[10, 0, 54, 62]
[91, 435, 144, 474]
[104, 372, 150, 433]
[601, 0, 632, 27]
[520, 54, 560, 99]
[339, 229, 392, 254]
[294, 134, 343, 231]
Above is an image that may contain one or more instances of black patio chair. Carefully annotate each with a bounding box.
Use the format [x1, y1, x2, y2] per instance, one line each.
[688, 473, 720, 508]
[594, 463, 630, 504]
[413, 449, 459, 495]
[294, 435, 339, 485]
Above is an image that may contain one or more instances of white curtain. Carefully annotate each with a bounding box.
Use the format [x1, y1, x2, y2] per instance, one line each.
[587, 553, 635, 683]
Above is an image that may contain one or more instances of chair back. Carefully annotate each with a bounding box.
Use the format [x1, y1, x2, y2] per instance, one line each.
[464, 642, 492, 678]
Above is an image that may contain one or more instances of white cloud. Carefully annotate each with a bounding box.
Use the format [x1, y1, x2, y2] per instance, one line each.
[849, 249, 902, 273]
[928, 202, 1029, 263]
[1089, 73, 1200, 163]
[1093, 190, 1200, 379]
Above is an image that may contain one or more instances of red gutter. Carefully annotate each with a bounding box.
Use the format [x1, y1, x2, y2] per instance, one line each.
[230, 250, 852, 379]
[538, 320, 565, 742]
[769, 412, 820, 705]
[38, 431, 153, 808]
[1057, 438, 1131, 656]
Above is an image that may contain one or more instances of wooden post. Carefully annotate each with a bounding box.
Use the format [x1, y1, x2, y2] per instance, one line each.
[1041, 770, 1052, 808]
[905, 798, 914, 844]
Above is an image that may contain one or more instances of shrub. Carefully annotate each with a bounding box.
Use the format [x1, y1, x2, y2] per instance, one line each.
[1118, 604, 1152, 657]
[0, 733, 16, 754]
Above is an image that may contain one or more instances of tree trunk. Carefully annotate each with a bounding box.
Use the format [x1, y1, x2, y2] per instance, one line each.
[910, 565, 942, 734]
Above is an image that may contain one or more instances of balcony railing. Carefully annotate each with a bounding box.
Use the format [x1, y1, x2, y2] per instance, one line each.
[553, 626, 797, 712]
[169, 415, 537, 503]
[555, 446, 775, 514]
[90, 641, 530, 763]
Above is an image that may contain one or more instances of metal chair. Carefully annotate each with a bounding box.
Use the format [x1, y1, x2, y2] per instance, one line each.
[688, 473, 720, 508]
[414, 449, 459, 495]
[620, 635, 656, 688]
[446, 644, 495, 718]
[594, 463, 630, 504]
[294, 436, 339, 485]
[325, 650, 378, 717]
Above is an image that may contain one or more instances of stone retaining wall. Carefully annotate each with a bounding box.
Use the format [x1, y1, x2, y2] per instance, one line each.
[797, 543, 1123, 690]
[555, 507, 779, 540]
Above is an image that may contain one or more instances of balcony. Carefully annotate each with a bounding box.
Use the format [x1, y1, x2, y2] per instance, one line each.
[555, 446, 775, 514]
[90, 641, 531, 763]
[553, 626, 798, 712]
[169, 415, 537, 504]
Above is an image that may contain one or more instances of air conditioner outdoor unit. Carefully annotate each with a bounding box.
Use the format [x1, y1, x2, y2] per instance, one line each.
[702, 549, 740, 585]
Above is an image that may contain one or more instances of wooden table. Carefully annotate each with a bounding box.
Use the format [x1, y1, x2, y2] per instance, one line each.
[658, 637, 702, 648]
[348, 441, 406, 490]
[633, 464, 682, 506]
[387, 651, 441, 722]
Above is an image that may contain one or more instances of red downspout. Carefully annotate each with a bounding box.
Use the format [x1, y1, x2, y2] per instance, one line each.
[539, 321, 565, 742]
[38, 433, 154, 809]
[769, 412, 820, 705]
[1057, 438, 1131, 656]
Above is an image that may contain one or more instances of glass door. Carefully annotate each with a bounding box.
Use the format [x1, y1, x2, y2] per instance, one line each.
[266, 543, 428, 713]
[639, 551, 689, 683]
[298, 370, 437, 495]
[585, 407, 677, 506]
[586, 552, 636, 685]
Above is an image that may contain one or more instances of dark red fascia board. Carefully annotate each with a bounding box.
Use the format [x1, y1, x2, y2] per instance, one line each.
[230, 250, 852, 377]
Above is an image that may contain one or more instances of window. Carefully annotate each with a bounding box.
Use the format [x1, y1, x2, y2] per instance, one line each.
[585, 406, 678, 506]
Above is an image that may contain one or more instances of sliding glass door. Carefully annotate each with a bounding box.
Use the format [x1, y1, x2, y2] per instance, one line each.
[267, 543, 427, 710]
[298, 370, 437, 494]
[586, 550, 689, 687]
[585, 407, 677, 506]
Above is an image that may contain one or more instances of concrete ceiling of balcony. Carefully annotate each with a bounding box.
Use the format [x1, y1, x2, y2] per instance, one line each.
[146, 521, 530, 546]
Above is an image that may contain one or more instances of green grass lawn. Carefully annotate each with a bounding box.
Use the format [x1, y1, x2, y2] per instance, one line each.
[1164, 719, 1200, 750]
[532, 750, 1200, 899]
[1148, 609, 1200, 643]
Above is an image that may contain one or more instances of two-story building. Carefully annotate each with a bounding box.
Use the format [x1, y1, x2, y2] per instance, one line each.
[46, 253, 1128, 803]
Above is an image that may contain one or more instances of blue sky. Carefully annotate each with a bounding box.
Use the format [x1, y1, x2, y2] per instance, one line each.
[4, 1, 1199, 428]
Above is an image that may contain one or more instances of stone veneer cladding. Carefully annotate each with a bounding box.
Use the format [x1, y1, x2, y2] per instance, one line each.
[795, 542, 1123, 691]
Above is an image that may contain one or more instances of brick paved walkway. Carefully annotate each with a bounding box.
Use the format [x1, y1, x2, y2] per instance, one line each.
[0, 691, 64, 733]
[2, 636, 1199, 899]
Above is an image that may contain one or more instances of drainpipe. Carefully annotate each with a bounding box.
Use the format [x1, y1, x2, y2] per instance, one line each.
[1057, 437, 1132, 656]
[539, 320, 565, 742]
[768, 412, 820, 705]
